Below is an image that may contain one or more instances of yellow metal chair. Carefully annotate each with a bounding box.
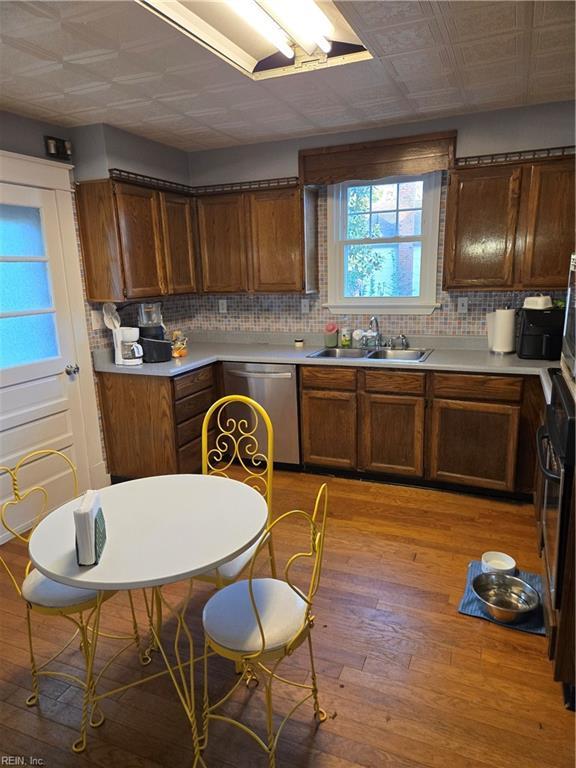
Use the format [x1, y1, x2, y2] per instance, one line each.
[198, 394, 276, 587]
[201, 482, 329, 767]
[0, 449, 144, 753]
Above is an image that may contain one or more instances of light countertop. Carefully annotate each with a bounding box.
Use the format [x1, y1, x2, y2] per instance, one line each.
[92, 342, 557, 378]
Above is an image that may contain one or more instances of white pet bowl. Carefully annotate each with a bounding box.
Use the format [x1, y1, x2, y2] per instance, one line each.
[481, 551, 516, 575]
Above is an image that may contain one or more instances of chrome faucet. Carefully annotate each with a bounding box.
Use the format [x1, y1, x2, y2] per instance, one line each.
[398, 333, 409, 350]
[368, 316, 382, 347]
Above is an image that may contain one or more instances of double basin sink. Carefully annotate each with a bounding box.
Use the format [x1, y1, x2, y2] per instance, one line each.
[307, 347, 433, 363]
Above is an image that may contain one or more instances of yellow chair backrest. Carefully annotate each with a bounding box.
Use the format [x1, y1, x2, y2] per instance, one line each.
[245, 482, 329, 657]
[201, 395, 274, 520]
[0, 449, 78, 596]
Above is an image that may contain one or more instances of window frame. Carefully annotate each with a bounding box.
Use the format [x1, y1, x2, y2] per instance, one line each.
[326, 171, 442, 315]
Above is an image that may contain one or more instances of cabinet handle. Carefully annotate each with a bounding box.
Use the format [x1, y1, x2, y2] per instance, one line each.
[226, 370, 293, 379]
[536, 426, 561, 482]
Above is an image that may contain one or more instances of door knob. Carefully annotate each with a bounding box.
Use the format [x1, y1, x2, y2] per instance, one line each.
[65, 363, 80, 376]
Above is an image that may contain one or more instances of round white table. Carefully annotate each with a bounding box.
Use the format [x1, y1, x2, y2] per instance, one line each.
[29, 474, 268, 590]
[28, 474, 268, 765]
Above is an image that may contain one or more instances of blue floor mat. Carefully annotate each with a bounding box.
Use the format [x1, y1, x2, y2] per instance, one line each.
[458, 560, 546, 636]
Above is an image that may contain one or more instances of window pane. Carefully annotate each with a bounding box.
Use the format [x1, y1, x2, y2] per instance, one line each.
[0, 262, 53, 312]
[371, 184, 397, 211]
[344, 242, 422, 298]
[398, 209, 422, 236]
[347, 186, 371, 213]
[0, 313, 59, 369]
[0, 204, 45, 257]
[398, 181, 423, 210]
[371, 212, 397, 237]
[347, 213, 370, 239]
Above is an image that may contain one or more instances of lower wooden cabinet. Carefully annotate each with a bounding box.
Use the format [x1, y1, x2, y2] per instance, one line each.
[301, 389, 356, 469]
[359, 393, 424, 477]
[97, 365, 217, 478]
[427, 398, 520, 491]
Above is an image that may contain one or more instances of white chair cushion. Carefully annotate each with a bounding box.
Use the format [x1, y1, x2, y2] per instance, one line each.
[200, 540, 259, 584]
[21, 568, 99, 609]
[203, 577, 308, 654]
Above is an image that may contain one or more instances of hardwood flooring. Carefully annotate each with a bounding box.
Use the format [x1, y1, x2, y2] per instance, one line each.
[0, 471, 574, 768]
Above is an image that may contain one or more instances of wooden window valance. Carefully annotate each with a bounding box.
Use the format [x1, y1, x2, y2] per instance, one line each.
[298, 131, 457, 185]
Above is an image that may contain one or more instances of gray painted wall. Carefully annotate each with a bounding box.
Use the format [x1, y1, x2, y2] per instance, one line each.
[100, 125, 189, 184]
[187, 101, 576, 185]
[0, 110, 72, 162]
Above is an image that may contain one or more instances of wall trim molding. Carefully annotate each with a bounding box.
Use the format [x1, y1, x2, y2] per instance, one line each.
[455, 145, 575, 168]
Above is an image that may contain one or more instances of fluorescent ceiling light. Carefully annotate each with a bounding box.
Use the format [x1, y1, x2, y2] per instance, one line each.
[258, 0, 334, 55]
[225, 0, 294, 59]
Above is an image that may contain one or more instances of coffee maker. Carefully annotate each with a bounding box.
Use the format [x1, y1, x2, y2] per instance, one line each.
[137, 302, 172, 363]
[113, 327, 143, 366]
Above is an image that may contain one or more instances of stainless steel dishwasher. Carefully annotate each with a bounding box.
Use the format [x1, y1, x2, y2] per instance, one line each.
[221, 362, 300, 464]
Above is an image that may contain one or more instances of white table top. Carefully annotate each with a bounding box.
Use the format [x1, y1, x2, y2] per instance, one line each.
[28, 475, 268, 591]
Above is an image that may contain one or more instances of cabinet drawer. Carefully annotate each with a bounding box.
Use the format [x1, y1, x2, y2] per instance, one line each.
[300, 366, 357, 391]
[431, 373, 523, 403]
[173, 365, 214, 400]
[174, 387, 215, 424]
[363, 369, 425, 395]
[176, 412, 205, 447]
[178, 431, 215, 473]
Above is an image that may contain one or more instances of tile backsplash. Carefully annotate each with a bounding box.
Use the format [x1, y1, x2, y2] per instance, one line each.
[86, 179, 565, 351]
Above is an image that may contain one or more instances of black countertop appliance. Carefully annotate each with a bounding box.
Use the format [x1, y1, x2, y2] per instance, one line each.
[516, 308, 564, 360]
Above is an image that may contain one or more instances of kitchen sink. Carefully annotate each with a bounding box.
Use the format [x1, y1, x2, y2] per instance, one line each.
[307, 348, 373, 359]
[367, 348, 433, 362]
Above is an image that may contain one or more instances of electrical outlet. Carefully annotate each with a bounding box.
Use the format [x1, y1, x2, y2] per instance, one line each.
[91, 309, 105, 330]
[301, 298, 310, 314]
[457, 297, 469, 314]
[218, 299, 227, 314]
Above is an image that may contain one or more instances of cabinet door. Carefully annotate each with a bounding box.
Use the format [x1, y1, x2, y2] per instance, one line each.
[161, 193, 197, 294]
[359, 393, 424, 477]
[248, 188, 303, 291]
[197, 194, 248, 292]
[428, 399, 520, 491]
[301, 390, 356, 469]
[443, 166, 521, 288]
[520, 159, 575, 288]
[114, 183, 167, 298]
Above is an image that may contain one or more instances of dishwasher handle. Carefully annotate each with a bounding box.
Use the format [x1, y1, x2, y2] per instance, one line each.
[226, 369, 293, 380]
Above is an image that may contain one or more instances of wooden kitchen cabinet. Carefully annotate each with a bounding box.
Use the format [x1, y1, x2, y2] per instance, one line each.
[77, 180, 197, 301]
[197, 186, 318, 294]
[443, 157, 575, 290]
[443, 165, 520, 289]
[97, 365, 217, 478]
[358, 369, 425, 477]
[196, 193, 249, 292]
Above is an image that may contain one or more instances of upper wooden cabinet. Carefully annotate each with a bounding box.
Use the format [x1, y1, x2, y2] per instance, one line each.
[196, 193, 249, 292]
[76, 180, 197, 302]
[197, 186, 318, 294]
[443, 158, 575, 290]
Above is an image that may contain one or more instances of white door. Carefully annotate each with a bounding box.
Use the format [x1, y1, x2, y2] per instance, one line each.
[0, 182, 91, 542]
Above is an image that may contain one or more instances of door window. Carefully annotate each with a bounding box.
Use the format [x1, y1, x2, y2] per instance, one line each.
[0, 203, 59, 368]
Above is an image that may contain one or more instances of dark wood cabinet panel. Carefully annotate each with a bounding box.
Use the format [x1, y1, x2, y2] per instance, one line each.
[301, 389, 357, 469]
[431, 372, 523, 403]
[161, 193, 197, 294]
[114, 183, 167, 298]
[300, 366, 357, 391]
[197, 194, 249, 292]
[361, 369, 425, 396]
[173, 365, 215, 400]
[520, 159, 575, 288]
[248, 188, 303, 291]
[359, 393, 424, 477]
[428, 398, 520, 491]
[444, 165, 521, 289]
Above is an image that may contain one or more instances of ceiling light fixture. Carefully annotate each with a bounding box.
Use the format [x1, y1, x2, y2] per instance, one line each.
[258, 0, 334, 55]
[224, 0, 294, 59]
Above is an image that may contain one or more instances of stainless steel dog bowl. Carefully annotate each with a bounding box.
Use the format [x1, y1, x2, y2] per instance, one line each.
[471, 572, 540, 624]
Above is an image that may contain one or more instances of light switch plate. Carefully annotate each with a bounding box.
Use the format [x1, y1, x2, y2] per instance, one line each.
[218, 299, 227, 314]
[457, 297, 469, 314]
[301, 298, 310, 314]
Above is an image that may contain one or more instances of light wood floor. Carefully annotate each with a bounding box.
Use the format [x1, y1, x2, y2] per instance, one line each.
[1, 471, 574, 768]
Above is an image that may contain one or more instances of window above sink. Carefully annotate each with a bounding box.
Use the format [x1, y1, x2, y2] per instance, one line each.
[326, 173, 442, 315]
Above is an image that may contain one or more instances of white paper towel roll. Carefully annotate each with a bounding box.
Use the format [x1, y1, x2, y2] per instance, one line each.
[486, 309, 516, 353]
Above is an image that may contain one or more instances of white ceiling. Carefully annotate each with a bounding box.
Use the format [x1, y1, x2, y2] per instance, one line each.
[0, 1, 574, 151]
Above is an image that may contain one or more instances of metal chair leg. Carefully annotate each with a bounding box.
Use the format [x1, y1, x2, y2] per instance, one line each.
[24, 605, 39, 707]
[307, 632, 327, 723]
[264, 666, 276, 768]
[127, 591, 151, 666]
